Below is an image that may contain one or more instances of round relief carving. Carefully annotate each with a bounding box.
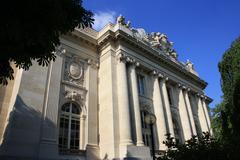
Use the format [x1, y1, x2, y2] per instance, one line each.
[69, 62, 83, 80]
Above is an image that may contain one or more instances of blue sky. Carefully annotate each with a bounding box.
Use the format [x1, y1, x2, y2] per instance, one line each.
[83, 0, 240, 108]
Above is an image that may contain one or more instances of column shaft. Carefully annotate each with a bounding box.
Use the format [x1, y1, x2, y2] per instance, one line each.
[202, 99, 211, 133]
[178, 88, 192, 141]
[160, 79, 175, 138]
[129, 64, 144, 146]
[153, 77, 167, 150]
[117, 58, 133, 146]
[184, 91, 197, 136]
[196, 96, 209, 132]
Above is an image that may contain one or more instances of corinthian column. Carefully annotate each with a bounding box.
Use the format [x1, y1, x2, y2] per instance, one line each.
[128, 62, 144, 146]
[202, 97, 212, 134]
[117, 53, 133, 150]
[178, 85, 192, 141]
[196, 95, 209, 132]
[183, 89, 197, 136]
[152, 71, 167, 150]
[160, 77, 175, 138]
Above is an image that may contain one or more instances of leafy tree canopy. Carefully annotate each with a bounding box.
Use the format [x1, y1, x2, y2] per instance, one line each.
[158, 133, 240, 160]
[212, 37, 240, 142]
[0, 0, 93, 85]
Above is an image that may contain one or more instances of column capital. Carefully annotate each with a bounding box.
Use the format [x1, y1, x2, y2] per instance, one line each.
[128, 58, 140, 68]
[117, 52, 127, 63]
[150, 70, 164, 78]
[196, 93, 202, 97]
[87, 59, 99, 69]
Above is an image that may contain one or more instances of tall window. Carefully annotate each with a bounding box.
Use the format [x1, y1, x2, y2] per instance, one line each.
[137, 74, 145, 95]
[140, 110, 152, 147]
[59, 102, 81, 153]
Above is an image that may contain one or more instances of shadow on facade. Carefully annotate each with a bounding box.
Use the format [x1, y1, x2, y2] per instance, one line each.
[0, 95, 56, 160]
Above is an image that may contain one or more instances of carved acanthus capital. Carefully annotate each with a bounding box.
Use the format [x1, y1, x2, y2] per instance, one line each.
[150, 70, 164, 79]
[117, 52, 127, 63]
[87, 59, 99, 69]
[178, 83, 182, 88]
[128, 58, 140, 68]
[182, 86, 187, 90]
[53, 45, 66, 56]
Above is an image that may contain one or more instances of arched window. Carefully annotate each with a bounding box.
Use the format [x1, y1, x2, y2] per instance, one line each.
[59, 102, 81, 152]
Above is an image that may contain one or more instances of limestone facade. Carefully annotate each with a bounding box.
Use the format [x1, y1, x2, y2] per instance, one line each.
[0, 16, 212, 160]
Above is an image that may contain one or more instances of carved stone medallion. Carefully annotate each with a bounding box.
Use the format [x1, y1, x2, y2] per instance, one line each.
[64, 56, 84, 86]
[69, 62, 83, 80]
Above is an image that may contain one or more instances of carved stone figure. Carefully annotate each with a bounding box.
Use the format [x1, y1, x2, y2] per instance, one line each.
[186, 60, 194, 71]
[150, 32, 161, 48]
[132, 28, 149, 42]
[117, 14, 126, 25]
[126, 21, 131, 28]
[170, 50, 178, 59]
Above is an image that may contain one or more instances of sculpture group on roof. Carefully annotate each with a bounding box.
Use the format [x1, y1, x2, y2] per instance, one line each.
[116, 15, 178, 59]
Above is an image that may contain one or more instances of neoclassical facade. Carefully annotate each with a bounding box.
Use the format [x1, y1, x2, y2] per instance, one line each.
[0, 16, 212, 160]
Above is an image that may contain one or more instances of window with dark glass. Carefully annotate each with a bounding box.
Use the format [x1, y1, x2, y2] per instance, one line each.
[137, 74, 145, 95]
[59, 103, 81, 153]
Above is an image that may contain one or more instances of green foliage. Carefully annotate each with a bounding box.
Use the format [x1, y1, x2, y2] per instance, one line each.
[158, 133, 240, 160]
[0, 0, 93, 85]
[213, 37, 240, 141]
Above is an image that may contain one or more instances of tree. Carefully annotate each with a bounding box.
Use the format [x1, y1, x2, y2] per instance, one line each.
[158, 133, 240, 160]
[212, 37, 240, 141]
[0, 0, 93, 85]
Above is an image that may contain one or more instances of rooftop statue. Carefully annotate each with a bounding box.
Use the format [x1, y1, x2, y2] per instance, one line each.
[132, 28, 149, 42]
[117, 14, 178, 59]
[186, 60, 195, 71]
[185, 60, 199, 76]
[117, 14, 126, 25]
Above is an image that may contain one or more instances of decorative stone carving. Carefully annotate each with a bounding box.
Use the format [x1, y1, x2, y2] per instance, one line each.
[64, 90, 83, 101]
[87, 59, 99, 69]
[117, 14, 126, 25]
[116, 15, 131, 28]
[185, 60, 199, 76]
[126, 21, 131, 28]
[131, 27, 177, 56]
[69, 62, 83, 80]
[132, 28, 149, 42]
[64, 56, 84, 86]
[52, 45, 66, 56]
[186, 60, 194, 71]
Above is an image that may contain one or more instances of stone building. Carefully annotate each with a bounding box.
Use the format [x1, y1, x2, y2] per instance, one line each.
[0, 16, 212, 160]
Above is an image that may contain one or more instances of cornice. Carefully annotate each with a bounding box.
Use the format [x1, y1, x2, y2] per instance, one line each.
[63, 29, 98, 48]
[97, 29, 207, 89]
